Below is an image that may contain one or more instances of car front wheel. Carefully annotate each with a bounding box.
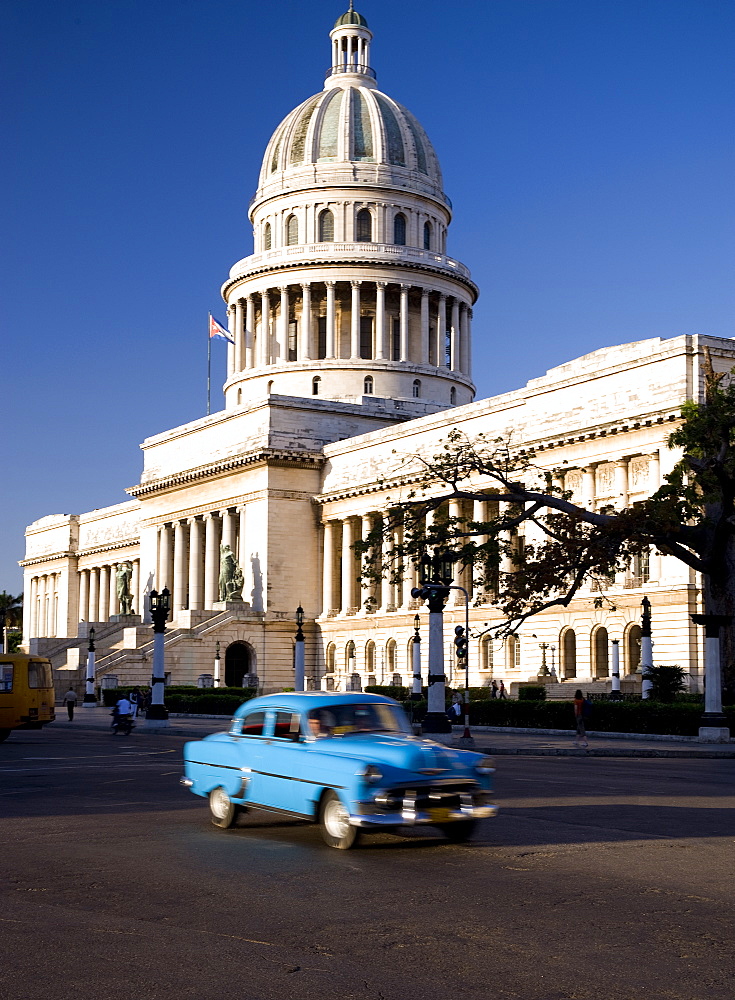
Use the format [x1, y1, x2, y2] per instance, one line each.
[319, 791, 360, 849]
[438, 820, 477, 843]
[209, 786, 239, 829]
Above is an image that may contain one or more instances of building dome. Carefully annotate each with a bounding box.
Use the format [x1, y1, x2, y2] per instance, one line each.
[257, 86, 444, 198]
[334, 7, 368, 28]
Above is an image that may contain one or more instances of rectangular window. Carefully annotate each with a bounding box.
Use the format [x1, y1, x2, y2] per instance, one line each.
[318, 316, 327, 359]
[274, 710, 302, 740]
[288, 320, 298, 361]
[240, 710, 267, 737]
[0, 664, 13, 692]
[391, 316, 400, 361]
[28, 661, 52, 689]
[360, 315, 373, 359]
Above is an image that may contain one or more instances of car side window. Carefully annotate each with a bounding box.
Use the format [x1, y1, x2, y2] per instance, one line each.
[273, 711, 302, 742]
[239, 710, 267, 737]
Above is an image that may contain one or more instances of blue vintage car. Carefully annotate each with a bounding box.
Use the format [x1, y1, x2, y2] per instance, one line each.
[181, 691, 497, 849]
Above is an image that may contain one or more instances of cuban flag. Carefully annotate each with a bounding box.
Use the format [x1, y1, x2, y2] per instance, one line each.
[209, 313, 234, 344]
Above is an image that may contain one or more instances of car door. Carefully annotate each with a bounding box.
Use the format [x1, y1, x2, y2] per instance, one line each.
[228, 708, 269, 805]
[255, 709, 313, 817]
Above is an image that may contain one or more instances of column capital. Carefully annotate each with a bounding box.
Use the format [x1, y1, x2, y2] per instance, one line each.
[421, 287, 430, 298]
[376, 280, 387, 289]
[279, 285, 289, 294]
[324, 279, 336, 288]
[399, 282, 410, 291]
[437, 291, 447, 301]
[301, 281, 311, 290]
[351, 279, 362, 288]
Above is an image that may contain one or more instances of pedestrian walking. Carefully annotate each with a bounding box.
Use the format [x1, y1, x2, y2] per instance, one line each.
[129, 686, 141, 718]
[573, 688, 589, 747]
[498, 681, 507, 699]
[491, 679, 499, 699]
[63, 687, 78, 721]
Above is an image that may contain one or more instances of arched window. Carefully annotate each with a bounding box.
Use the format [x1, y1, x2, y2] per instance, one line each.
[318, 208, 334, 242]
[592, 626, 609, 678]
[480, 635, 493, 673]
[236, 388, 242, 404]
[267, 380, 274, 394]
[363, 375, 374, 395]
[365, 640, 376, 676]
[286, 214, 299, 246]
[355, 208, 372, 242]
[386, 638, 397, 674]
[325, 642, 336, 673]
[393, 212, 407, 246]
[264, 222, 272, 250]
[312, 376, 321, 396]
[450, 387, 457, 404]
[626, 624, 642, 675]
[561, 628, 577, 679]
[423, 220, 432, 250]
[412, 379, 421, 398]
[506, 634, 521, 670]
[345, 640, 356, 675]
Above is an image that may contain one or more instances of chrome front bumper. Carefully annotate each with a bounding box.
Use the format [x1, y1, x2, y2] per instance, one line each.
[352, 787, 498, 827]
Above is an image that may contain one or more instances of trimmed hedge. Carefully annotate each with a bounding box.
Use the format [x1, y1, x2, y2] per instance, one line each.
[101, 686, 257, 715]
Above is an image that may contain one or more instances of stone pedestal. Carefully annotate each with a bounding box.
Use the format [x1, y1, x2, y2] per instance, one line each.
[109, 614, 141, 625]
[698, 726, 731, 743]
[212, 600, 251, 613]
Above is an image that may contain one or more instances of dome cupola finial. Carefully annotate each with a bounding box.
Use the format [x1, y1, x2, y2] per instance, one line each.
[326, 4, 375, 89]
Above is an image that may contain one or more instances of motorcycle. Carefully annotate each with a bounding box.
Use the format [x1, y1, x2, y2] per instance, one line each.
[111, 709, 135, 736]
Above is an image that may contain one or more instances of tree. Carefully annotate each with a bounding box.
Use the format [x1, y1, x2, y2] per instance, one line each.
[0, 591, 23, 653]
[358, 352, 735, 698]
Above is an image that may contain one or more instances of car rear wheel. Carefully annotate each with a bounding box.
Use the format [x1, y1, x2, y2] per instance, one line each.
[319, 791, 360, 849]
[209, 786, 239, 829]
[438, 820, 477, 843]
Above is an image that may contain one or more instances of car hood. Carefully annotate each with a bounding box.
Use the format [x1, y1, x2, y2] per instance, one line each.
[323, 733, 480, 775]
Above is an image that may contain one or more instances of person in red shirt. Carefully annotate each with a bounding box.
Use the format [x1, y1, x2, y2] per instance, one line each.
[573, 689, 588, 747]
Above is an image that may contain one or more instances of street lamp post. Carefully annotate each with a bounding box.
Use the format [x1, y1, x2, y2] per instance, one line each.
[610, 638, 621, 699]
[146, 588, 170, 725]
[294, 605, 305, 692]
[214, 641, 221, 687]
[538, 642, 549, 678]
[640, 596, 654, 699]
[411, 614, 422, 700]
[410, 549, 456, 734]
[83, 628, 97, 706]
[691, 613, 731, 742]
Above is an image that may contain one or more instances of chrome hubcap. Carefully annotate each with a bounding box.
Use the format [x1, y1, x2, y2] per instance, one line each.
[211, 787, 229, 819]
[324, 798, 350, 839]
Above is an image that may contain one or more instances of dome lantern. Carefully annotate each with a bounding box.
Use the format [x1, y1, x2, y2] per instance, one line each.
[327, 2, 375, 89]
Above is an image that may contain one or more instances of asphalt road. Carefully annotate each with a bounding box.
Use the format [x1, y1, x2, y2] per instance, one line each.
[1, 727, 733, 1000]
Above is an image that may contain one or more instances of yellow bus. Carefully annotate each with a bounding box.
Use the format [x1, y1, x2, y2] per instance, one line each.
[0, 654, 56, 742]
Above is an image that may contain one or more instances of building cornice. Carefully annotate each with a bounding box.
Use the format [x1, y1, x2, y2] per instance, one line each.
[128, 448, 325, 499]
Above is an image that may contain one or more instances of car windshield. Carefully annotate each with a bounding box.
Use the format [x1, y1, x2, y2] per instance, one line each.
[307, 702, 411, 738]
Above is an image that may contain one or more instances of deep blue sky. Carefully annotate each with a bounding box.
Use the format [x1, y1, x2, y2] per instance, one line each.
[2, 0, 734, 593]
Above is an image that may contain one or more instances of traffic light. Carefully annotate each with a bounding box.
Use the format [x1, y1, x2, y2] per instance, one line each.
[454, 625, 468, 661]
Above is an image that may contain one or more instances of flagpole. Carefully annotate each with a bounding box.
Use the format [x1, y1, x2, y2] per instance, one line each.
[207, 314, 211, 416]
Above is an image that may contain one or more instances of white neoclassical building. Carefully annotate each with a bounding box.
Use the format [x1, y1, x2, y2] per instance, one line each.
[20, 7, 733, 696]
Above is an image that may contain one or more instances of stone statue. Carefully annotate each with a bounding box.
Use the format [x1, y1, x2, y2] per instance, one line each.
[219, 544, 244, 601]
[116, 561, 134, 615]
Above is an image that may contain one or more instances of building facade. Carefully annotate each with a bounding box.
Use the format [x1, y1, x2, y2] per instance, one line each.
[20, 8, 730, 696]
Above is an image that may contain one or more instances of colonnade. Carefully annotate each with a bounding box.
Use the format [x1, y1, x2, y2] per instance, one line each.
[154, 507, 256, 614]
[227, 280, 472, 377]
[320, 498, 496, 618]
[27, 573, 60, 639]
[75, 558, 142, 624]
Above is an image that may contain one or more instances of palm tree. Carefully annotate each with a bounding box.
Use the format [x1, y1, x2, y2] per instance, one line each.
[0, 591, 23, 653]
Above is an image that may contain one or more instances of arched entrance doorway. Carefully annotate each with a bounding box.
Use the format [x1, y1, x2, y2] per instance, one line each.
[225, 642, 253, 687]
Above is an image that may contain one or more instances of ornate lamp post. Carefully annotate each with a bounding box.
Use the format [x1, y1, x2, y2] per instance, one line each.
[83, 628, 97, 707]
[610, 639, 621, 699]
[411, 613, 422, 700]
[410, 549, 456, 734]
[146, 588, 170, 725]
[214, 641, 221, 687]
[294, 605, 305, 692]
[640, 596, 654, 699]
[538, 642, 549, 678]
[691, 613, 731, 742]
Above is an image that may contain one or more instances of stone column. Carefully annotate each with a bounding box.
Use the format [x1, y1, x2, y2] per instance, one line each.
[300, 283, 312, 360]
[109, 563, 119, 616]
[238, 507, 249, 602]
[278, 286, 289, 362]
[360, 513, 374, 612]
[325, 281, 336, 358]
[436, 294, 446, 368]
[350, 280, 361, 358]
[78, 569, 90, 623]
[173, 521, 188, 611]
[649, 449, 661, 491]
[99, 565, 110, 621]
[204, 513, 220, 608]
[459, 303, 469, 374]
[234, 298, 244, 371]
[467, 307, 473, 380]
[158, 524, 173, 591]
[471, 498, 487, 601]
[375, 281, 387, 359]
[450, 298, 460, 372]
[260, 290, 270, 366]
[399, 284, 409, 361]
[27, 576, 37, 638]
[188, 518, 203, 610]
[614, 458, 629, 508]
[244, 295, 255, 369]
[36, 577, 46, 636]
[341, 517, 356, 613]
[132, 559, 140, 615]
[582, 466, 596, 509]
[89, 568, 100, 623]
[322, 520, 337, 615]
[420, 289, 430, 365]
[381, 514, 394, 611]
[448, 498, 465, 602]
[221, 508, 236, 572]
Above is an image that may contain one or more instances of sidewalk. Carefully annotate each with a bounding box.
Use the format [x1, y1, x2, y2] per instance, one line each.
[53, 706, 735, 758]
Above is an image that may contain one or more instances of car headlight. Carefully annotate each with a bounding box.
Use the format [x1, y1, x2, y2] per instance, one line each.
[361, 764, 383, 784]
[475, 756, 495, 775]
